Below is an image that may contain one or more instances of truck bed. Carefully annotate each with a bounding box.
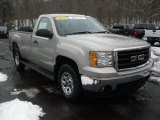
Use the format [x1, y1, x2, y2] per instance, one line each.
[144, 29, 160, 38]
[9, 31, 32, 59]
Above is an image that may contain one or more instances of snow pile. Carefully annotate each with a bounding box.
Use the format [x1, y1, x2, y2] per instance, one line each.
[149, 76, 160, 85]
[0, 99, 45, 120]
[43, 86, 55, 93]
[0, 72, 8, 82]
[151, 51, 159, 62]
[11, 88, 40, 98]
[81, 75, 97, 85]
[151, 62, 160, 76]
[152, 47, 160, 55]
[150, 47, 160, 84]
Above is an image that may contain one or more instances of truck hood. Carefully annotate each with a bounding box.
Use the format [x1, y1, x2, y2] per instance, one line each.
[65, 33, 150, 51]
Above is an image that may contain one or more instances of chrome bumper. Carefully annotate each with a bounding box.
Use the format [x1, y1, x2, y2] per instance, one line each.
[81, 59, 153, 93]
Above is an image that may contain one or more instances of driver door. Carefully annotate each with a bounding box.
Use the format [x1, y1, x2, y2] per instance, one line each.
[31, 17, 55, 71]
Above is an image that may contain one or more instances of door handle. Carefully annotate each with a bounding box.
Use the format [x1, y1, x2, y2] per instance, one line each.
[33, 40, 38, 44]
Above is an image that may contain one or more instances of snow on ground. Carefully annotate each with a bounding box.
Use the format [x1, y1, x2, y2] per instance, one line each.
[150, 47, 160, 84]
[0, 72, 8, 82]
[81, 75, 98, 85]
[0, 99, 45, 120]
[43, 85, 60, 94]
[11, 88, 40, 98]
[149, 76, 160, 85]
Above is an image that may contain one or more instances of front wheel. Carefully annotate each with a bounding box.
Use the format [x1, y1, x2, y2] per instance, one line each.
[58, 64, 82, 101]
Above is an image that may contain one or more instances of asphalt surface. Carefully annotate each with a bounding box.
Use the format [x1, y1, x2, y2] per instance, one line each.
[0, 38, 160, 120]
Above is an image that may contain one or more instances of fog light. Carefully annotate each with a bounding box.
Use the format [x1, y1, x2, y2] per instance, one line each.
[93, 79, 100, 85]
[99, 87, 105, 93]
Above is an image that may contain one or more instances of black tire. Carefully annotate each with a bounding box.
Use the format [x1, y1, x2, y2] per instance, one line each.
[13, 44, 25, 71]
[149, 42, 155, 46]
[58, 64, 82, 101]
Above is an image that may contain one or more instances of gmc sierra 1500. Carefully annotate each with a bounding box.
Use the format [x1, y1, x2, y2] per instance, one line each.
[9, 14, 153, 100]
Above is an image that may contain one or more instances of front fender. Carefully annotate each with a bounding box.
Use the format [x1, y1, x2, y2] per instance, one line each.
[56, 42, 89, 74]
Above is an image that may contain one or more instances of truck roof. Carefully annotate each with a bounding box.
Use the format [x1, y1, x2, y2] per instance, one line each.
[40, 14, 85, 18]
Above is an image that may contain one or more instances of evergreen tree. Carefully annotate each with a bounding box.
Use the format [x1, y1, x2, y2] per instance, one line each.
[0, 0, 14, 25]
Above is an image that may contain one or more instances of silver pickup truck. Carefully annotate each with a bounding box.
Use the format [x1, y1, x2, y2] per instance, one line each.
[9, 14, 153, 100]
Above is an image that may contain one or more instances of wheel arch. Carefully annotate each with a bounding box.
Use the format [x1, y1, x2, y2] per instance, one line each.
[54, 55, 80, 81]
[12, 42, 19, 54]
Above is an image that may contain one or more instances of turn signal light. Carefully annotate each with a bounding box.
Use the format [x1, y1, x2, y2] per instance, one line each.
[90, 51, 97, 67]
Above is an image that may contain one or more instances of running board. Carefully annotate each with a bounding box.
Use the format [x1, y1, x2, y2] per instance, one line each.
[21, 61, 54, 81]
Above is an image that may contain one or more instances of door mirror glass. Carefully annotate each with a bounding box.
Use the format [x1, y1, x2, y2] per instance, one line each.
[36, 29, 53, 39]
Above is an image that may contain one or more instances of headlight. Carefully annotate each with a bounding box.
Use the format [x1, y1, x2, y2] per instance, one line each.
[90, 51, 113, 67]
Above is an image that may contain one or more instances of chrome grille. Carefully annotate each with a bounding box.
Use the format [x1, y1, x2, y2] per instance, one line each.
[116, 47, 150, 69]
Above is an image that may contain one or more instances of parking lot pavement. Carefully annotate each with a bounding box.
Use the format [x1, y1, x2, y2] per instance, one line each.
[0, 38, 160, 120]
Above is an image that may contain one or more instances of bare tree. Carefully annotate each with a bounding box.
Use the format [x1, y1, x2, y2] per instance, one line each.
[115, 0, 160, 23]
[0, 0, 14, 25]
[8, 0, 160, 29]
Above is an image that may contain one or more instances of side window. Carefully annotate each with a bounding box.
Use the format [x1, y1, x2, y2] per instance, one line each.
[37, 17, 52, 32]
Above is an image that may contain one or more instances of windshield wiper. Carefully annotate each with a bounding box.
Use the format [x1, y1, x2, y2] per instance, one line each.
[64, 31, 93, 35]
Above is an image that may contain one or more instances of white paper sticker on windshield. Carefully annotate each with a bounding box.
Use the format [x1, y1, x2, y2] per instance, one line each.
[55, 16, 86, 21]
[69, 17, 86, 19]
[55, 16, 69, 20]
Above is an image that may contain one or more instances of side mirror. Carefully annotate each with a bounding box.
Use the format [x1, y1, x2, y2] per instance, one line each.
[36, 29, 53, 39]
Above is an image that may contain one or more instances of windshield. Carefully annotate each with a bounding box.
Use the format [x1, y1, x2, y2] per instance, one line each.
[0, 26, 7, 30]
[113, 25, 124, 29]
[134, 24, 156, 30]
[125, 25, 133, 29]
[134, 24, 148, 29]
[148, 24, 156, 30]
[54, 16, 108, 36]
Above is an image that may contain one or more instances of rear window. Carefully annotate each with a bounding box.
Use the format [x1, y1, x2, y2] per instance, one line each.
[134, 24, 148, 29]
[19, 27, 33, 32]
[113, 25, 124, 29]
[148, 24, 156, 30]
[125, 25, 133, 29]
[0, 26, 7, 30]
[134, 24, 156, 30]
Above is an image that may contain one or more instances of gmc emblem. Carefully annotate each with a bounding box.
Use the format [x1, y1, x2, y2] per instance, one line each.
[138, 54, 145, 61]
[131, 54, 144, 62]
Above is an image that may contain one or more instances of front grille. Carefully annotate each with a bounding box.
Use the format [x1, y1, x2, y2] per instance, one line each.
[117, 47, 150, 69]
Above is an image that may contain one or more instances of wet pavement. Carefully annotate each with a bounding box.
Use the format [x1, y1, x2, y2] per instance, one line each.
[0, 38, 160, 120]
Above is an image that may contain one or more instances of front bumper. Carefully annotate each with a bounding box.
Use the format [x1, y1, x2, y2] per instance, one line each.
[80, 59, 153, 94]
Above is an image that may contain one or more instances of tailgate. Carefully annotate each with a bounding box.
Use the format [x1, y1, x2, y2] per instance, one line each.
[144, 30, 160, 38]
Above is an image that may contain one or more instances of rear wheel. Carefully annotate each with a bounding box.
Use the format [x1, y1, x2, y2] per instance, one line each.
[58, 64, 82, 101]
[13, 45, 25, 71]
